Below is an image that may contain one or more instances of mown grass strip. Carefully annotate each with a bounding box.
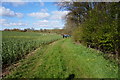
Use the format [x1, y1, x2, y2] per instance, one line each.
[4, 38, 118, 78]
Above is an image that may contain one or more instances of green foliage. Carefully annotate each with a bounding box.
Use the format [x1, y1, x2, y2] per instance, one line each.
[60, 2, 120, 55]
[2, 31, 62, 66]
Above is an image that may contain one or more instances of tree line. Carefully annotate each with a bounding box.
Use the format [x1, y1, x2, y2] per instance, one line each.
[57, 2, 120, 60]
[3, 28, 64, 34]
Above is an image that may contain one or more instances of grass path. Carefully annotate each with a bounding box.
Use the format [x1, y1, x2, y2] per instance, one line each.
[5, 39, 118, 78]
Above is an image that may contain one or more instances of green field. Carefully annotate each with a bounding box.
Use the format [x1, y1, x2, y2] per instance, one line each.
[2, 32, 118, 78]
[2, 31, 62, 65]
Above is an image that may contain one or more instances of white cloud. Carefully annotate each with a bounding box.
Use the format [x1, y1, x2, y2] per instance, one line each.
[2, 0, 24, 2]
[33, 20, 49, 26]
[28, 12, 50, 19]
[1, 0, 35, 2]
[11, 2, 27, 7]
[2, 22, 27, 27]
[51, 20, 59, 23]
[0, 6, 23, 18]
[2, 0, 71, 2]
[0, 19, 7, 24]
[0, 19, 27, 27]
[1, 0, 27, 7]
[15, 13, 23, 18]
[40, 8, 48, 12]
[1, 0, 43, 2]
[50, 11, 69, 20]
[40, 2, 44, 6]
[40, 20, 48, 22]
[33, 20, 62, 28]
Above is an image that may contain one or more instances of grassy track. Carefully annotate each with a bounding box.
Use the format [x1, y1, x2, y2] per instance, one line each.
[5, 38, 118, 78]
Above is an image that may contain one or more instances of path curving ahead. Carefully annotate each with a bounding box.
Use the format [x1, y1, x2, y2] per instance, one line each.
[5, 39, 118, 78]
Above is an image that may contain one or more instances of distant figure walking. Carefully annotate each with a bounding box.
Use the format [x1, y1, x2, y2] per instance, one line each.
[63, 34, 71, 38]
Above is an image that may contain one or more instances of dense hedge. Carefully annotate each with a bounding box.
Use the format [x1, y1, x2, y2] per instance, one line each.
[73, 3, 120, 55]
[58, 2, 120, 57]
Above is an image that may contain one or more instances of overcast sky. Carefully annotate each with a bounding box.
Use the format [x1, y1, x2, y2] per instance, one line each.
[0, 1, 69, 30]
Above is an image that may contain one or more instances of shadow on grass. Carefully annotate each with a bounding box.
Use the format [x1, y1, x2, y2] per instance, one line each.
[66, 74, 75, 80]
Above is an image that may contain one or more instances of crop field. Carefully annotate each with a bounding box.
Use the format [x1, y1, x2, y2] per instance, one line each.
[1, 31, 118, 79]
[2, 31, 62, 66]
